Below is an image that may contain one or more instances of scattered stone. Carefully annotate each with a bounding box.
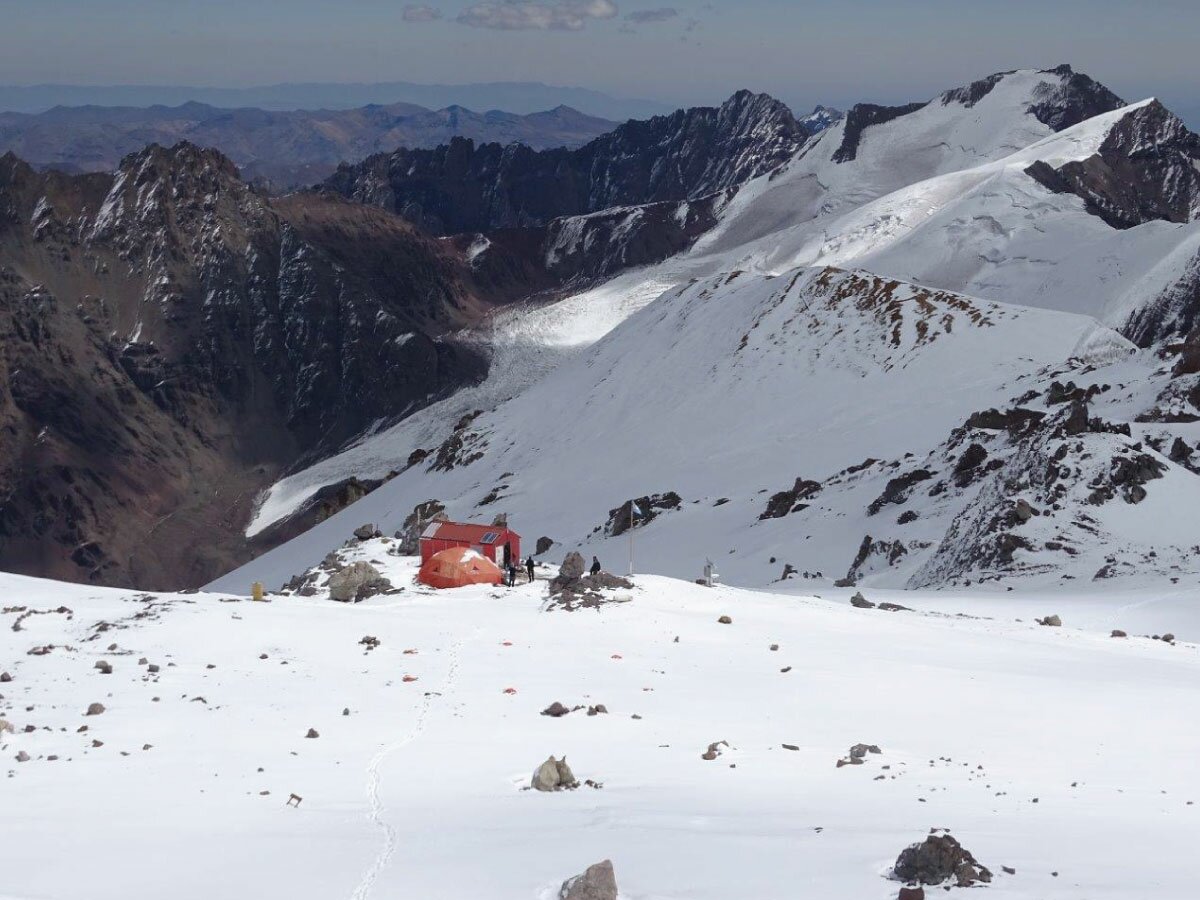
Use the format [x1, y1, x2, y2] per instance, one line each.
[898, 888, 925, 900]
[16, 751, 30, 763]
[360, 635, 381, 650]
[1038, 614, 1062, 627]
[305, 728, 319, 739]
[587, 704, 608, 716]
[0, 719, 11, 735]
[782, 743, 799, 751]
[717, 615, 733, 624]
[536, 536, 556, 555]
[1112, 629, 1127, 638]
[343, 708, 350, 716]
[147, 664, 160, 673]
[85, 702, 105, 716]
[837, 743, 882, 767]
[94, 660, 113, 674]
[850, 592, 876, 609]
[769, 643, 779, 651]
[91, 739, 104, 748]
[138, 657, 148, 665]
[541, 702, 571, 718]
[892, 833, 992, 887]
[1163, 633, 1176, 643]
[0, 671, 11, 683]
[701, 740, 728, 761]
[558, 859, 617, 900]
[352, 523, 380, 541]
[1002, 866, 1016, 875]
[878, 602, 911, 612]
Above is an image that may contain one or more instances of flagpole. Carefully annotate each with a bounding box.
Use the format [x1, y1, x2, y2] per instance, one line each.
[628, 499, 634, 576]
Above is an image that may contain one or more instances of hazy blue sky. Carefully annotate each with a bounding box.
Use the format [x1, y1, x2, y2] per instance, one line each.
[3, 0, 1198, 116]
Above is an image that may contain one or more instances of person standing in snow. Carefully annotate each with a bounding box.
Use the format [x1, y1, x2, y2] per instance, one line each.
[525, 556, 535, 584]
[506, 563, 518, 588]
[590, 556, 602, 577]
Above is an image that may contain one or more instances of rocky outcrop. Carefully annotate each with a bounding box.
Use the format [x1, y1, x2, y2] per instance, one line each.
[760, 478, 821, 520]
[832, 102, 927, 163]
[892, 833, 992, 888]
[604, 492, 682, 536]
[326, 562, 392, 602]
[867, 469, 933, 515]
[1025, 100, 1200, 229]
[1026, 64, 1126, 131]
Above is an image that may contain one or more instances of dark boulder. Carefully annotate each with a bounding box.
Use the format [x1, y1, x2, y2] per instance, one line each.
[893, 834, 992, 887]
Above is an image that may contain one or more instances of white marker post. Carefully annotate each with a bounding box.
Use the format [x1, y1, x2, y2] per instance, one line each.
[628, 499, 641, 576]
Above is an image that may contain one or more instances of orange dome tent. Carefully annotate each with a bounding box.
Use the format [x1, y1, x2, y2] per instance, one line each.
[418, 546, 504, 589]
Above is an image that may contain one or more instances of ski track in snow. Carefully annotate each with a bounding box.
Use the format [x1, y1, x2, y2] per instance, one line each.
[351, 633, 468, 900]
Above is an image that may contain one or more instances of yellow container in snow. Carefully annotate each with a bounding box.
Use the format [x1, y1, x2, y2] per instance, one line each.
[251, 582, 265, 602]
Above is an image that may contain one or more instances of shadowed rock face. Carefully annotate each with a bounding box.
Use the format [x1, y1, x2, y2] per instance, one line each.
[1026, 100, 1200, 230]
[322, 90, 809, 235]
[1027, 64, 1127, 132]
[0, 143, 494, 589]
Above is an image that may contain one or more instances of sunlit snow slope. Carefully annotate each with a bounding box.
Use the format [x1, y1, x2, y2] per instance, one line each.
[7, 554, 1200, 900]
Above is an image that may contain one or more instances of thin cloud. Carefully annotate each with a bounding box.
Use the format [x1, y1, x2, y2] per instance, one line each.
[403, 4, 443, 22]
[625, 7, 678, 24]
[456, 0, 619, 31]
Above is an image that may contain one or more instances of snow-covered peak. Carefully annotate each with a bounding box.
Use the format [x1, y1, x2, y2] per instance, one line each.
[800, 105, 842, 134]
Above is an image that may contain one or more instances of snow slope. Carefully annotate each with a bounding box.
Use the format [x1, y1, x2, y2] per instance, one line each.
[214, 268, 1150, 595]
[691, 68, 1082, 260]
[693, 99, 1200, 327]
[6, 553, 1200, 899]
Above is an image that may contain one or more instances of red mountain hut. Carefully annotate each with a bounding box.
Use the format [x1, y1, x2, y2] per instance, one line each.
[419, 521, 522, 568]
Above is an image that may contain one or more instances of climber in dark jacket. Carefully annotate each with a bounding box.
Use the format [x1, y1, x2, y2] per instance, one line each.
[590, 556, 602, 576]
[525, 556, 536, 584]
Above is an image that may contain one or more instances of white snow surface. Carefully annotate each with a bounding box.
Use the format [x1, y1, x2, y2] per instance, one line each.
[6, 554, 1200, 899]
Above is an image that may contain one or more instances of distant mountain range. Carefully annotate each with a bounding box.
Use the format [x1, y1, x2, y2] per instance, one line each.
[0, 101, 617, 191]
[0, 80, 671, 120]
